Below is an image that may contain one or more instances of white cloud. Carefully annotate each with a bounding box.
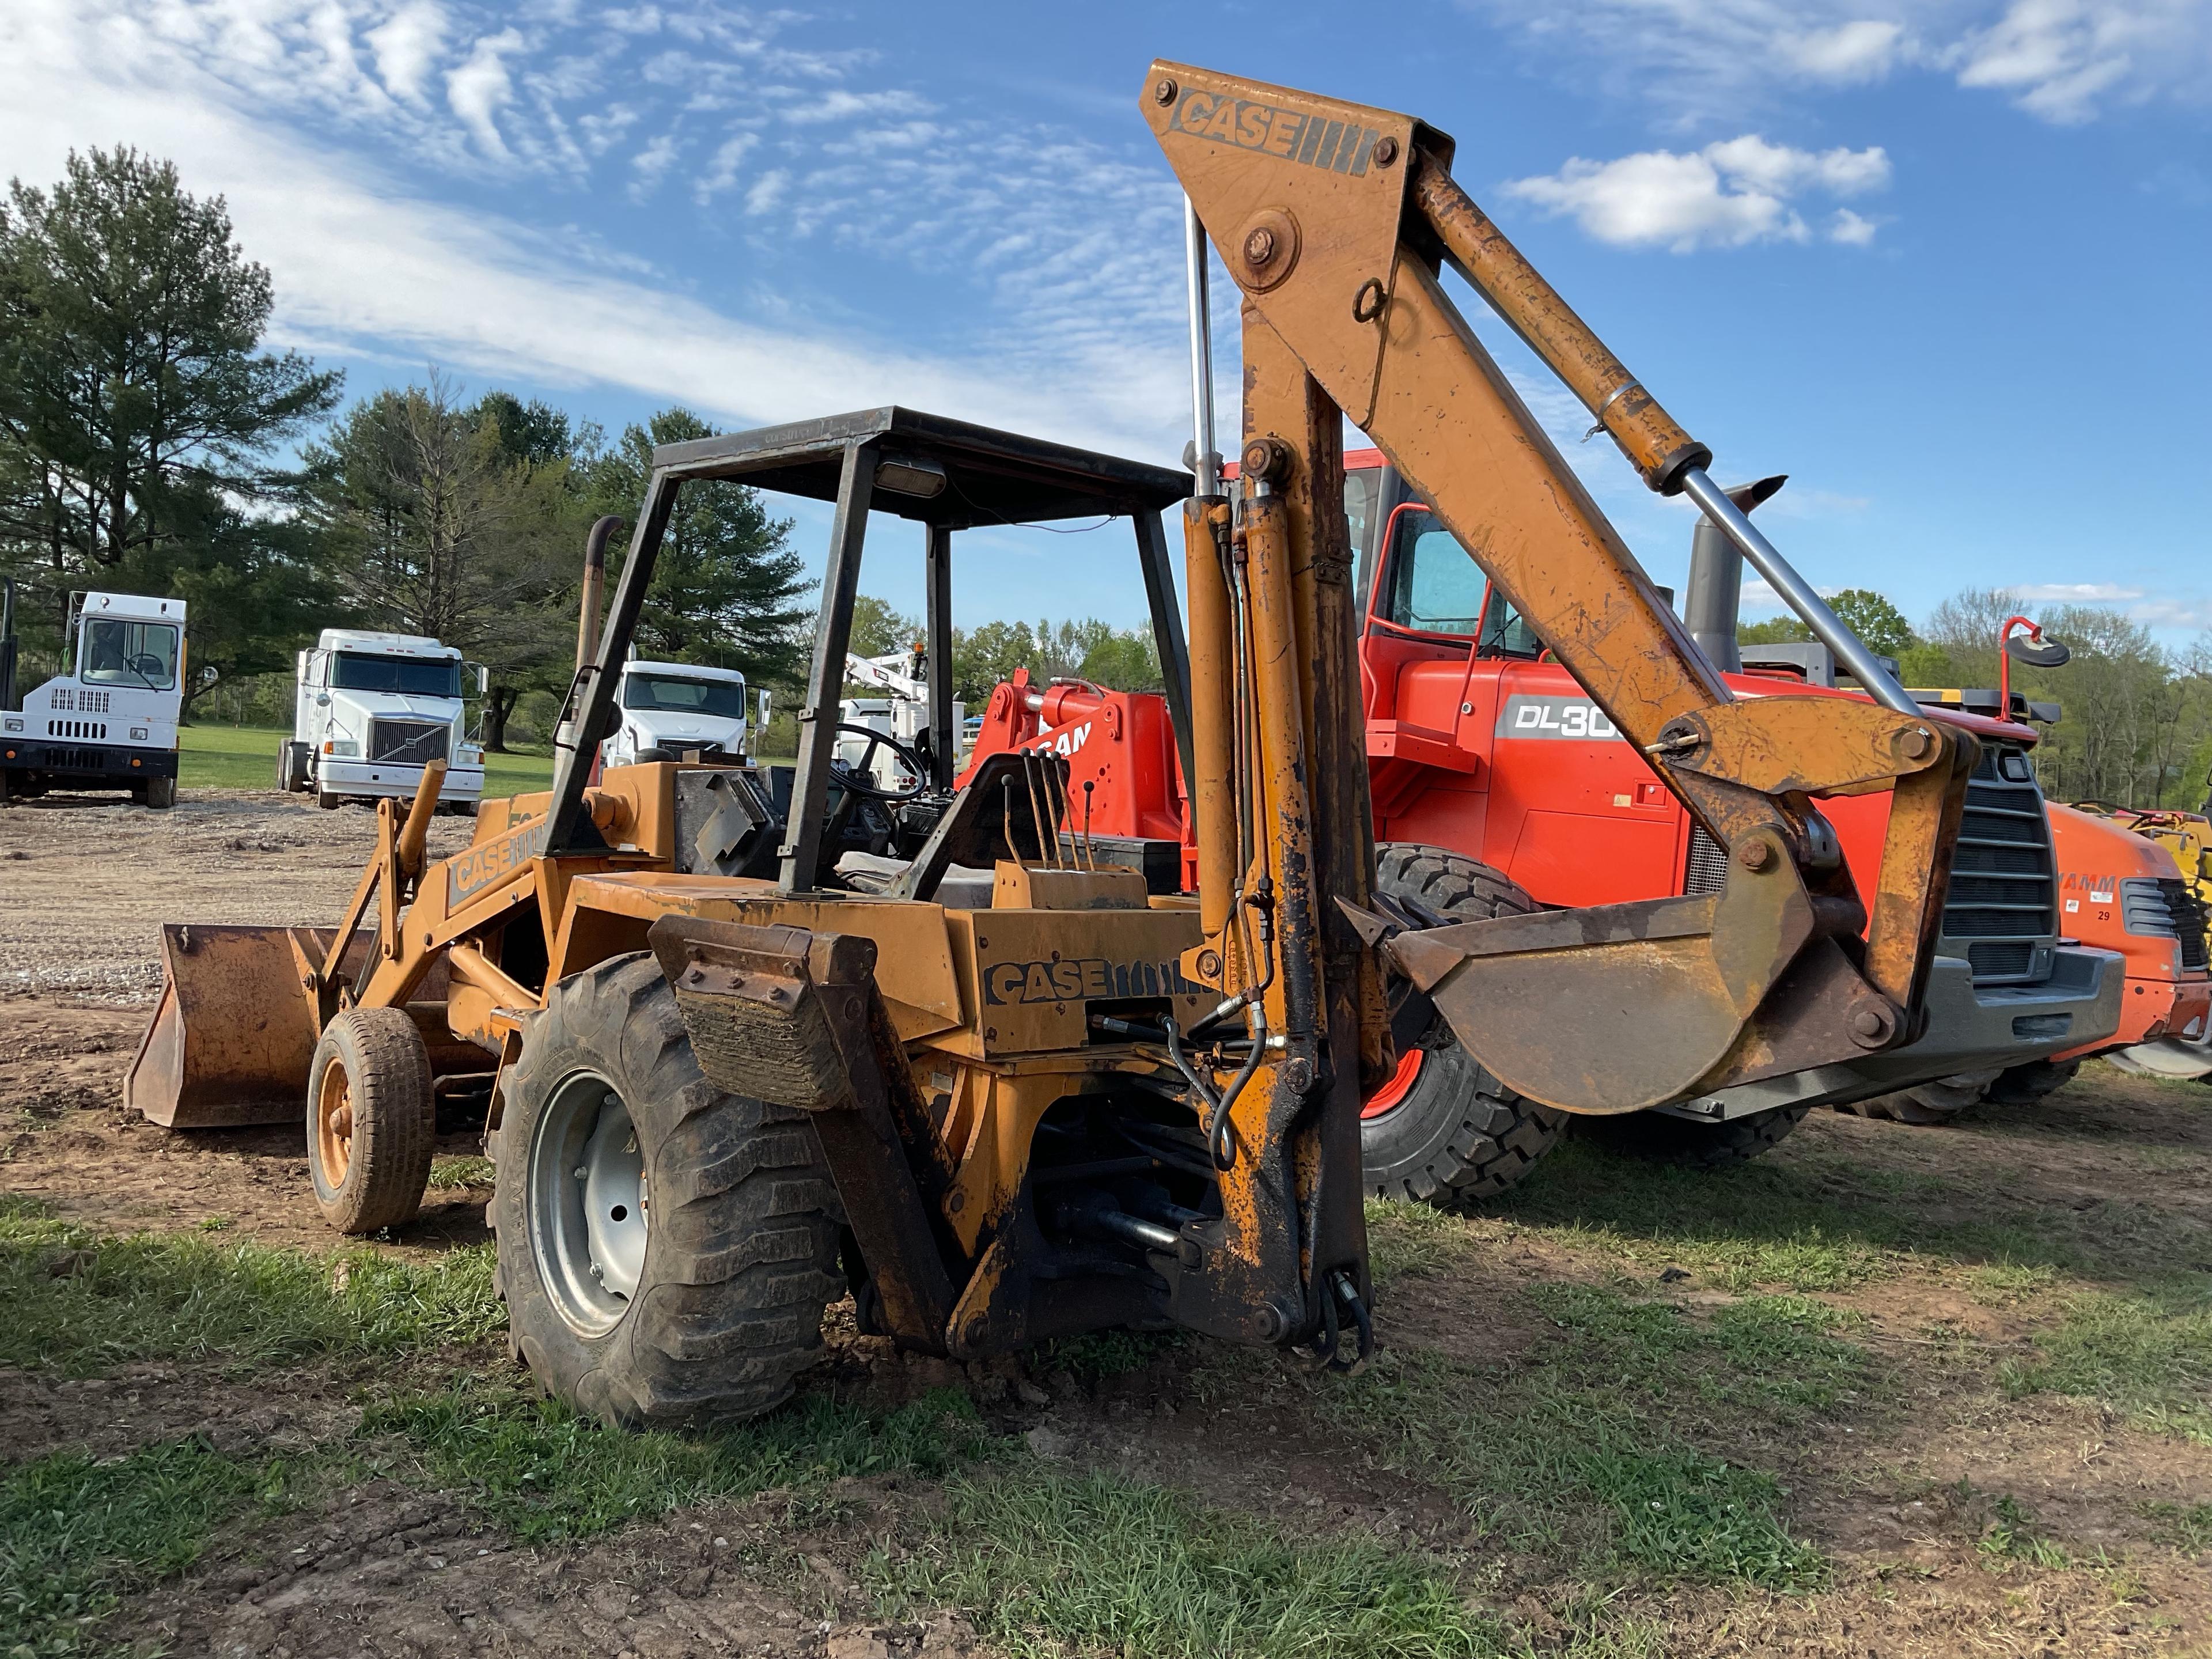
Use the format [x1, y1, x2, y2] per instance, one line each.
[364, 1, 446, 104]
[1459, 0, 2209, 126]
[695, 133, 756, 204]
[2014, 582, 2146, 601]
[1506, 136, 1891, 251]
[1828, 207, 1881, 245]
[1742, 577, 1846, 611]
[1780, 18, 1908, 81]
[0, 0, 1195, 468]
[444, 26, 522, 157]
[1948, 0, 2206, 123]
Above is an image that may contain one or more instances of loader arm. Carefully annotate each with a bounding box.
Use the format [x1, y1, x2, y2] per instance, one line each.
[1149, 63, 1974, 1115]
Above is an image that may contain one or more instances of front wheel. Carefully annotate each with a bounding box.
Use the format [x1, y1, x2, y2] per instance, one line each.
[1579, 1103, 1810, 1168]
[307, 1007, 435, 1234]
[1837, 1068, 2001, 1126]
[1361, 844, 1565, 1205]
[493, 953, 845, 1427]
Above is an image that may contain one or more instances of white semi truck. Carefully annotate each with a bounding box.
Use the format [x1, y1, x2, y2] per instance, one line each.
[599, 660, 760, 767]
[278, 629, 484, 812]
[1, 589, 188, 808]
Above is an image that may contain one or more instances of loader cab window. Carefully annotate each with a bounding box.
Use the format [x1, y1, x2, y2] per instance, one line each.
[330, 652, 463, 698]
[1476, 593, 1545, 661]
[622, 673, 749, 720]
[79, 619, 179, 689]
[1379, 510, 1485, 637]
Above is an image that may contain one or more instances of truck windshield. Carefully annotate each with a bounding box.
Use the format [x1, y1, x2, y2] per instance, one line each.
[622, 673, 748, 720]
[81, 619, 179, 689]
[331, 653, 462, 697]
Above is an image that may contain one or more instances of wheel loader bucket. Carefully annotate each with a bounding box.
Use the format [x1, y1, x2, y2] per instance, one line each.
[125, 924, 332, 1128]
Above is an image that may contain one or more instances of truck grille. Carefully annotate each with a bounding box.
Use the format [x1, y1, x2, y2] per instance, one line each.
[2121, 876, 2211, 971]
[368, 719, 450, 765]
[1944, 744, 2055, 985]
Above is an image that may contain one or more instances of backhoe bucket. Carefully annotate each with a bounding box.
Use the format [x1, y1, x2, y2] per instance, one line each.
[125, 924, 328, 1127]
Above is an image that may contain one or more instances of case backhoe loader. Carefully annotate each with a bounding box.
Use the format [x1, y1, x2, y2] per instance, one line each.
[130, 64, 1990, 1425]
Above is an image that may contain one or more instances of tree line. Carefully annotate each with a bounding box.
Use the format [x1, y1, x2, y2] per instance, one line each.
[0, 147, 1156, 751]
[1742, 588, 2212, 809]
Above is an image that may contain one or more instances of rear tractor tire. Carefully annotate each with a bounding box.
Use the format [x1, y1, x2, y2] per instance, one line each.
[1580, 1103, 1810, 1169]
[491, 953, 845, 1427]
[1361, 844, 1565, 1205]
[1837, 1067, 2002, 1126]
[142, 775, 176, 809]
[308, 1007, 436, 1234]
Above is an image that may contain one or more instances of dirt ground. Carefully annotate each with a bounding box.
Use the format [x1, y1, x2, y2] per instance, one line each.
[5, 788, 2211, 1657]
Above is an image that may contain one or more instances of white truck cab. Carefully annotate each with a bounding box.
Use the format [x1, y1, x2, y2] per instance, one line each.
[601, 660, 756, 767]
[1, 590, 187, 808]
[280, 630, 484, 812]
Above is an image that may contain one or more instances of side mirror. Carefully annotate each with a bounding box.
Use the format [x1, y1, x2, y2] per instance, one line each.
[2005, 632, 2071, 669]
[756, 690, 772, 725]
[198, 664, 218, 685]
[315, 692, 331, 707]
[466, 661, 490, 696]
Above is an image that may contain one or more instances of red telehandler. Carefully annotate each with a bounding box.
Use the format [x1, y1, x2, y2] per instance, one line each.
[967, 460, 2140, 1202]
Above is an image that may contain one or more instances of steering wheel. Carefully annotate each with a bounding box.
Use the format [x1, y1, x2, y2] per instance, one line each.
[830, 722, 929, 802]
[127, 653, 166, 677]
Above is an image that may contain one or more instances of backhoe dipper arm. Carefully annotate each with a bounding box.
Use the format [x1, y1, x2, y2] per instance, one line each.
[1148, 63, 1974, 1115]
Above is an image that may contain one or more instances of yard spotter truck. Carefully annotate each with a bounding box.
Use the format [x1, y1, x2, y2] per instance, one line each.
[127, 64, 2039, 1426]
[1, 588, 187, 809]
[2063, 801, 2212, 1080]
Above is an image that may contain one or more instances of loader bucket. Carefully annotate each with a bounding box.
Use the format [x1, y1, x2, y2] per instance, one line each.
[125, 924, 332, 1128]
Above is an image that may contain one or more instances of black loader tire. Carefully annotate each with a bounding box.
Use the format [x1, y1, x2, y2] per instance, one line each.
[1836, 1067, 2002, 1126]
[1580, 1103, 1811, 1168]
[492, 953, 844, 1427]
[1984, 1058, 2080, 1105]
[307, 1007, 435, 1234]
[144, 775, 176, 809]
[1361, 844, 1565, 1205]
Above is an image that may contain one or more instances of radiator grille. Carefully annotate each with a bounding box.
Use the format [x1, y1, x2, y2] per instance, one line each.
[368, 719, 450, 765]
[1684, 823, 1729, 896]
[1945, 744, 2055, 986]
[2122, 876, 2211, 971]
[46, 719, 107, 739]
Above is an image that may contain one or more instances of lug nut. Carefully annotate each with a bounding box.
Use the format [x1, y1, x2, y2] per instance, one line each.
[1372, 136, 1399, 166]
[1243, 226, 1277, 267]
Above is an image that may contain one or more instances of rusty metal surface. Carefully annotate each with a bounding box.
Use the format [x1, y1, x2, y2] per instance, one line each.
[648, 913, 959, 1354]
[1149, 59, 1984, 1122]
[126, 924, 323, 1127]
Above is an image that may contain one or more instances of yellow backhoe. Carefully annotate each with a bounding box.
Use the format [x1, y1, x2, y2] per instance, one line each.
[127, 63, 1980, 1424]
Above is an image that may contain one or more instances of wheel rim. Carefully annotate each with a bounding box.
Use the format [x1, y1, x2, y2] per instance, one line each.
[1362, 1047, 1424, 1120]
[2109, 1037, 2212, 1080]
[528, 1070, 649, 1336]
[315, 1061, 353, 1187]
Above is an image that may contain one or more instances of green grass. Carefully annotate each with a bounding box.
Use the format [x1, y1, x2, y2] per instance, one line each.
[1, 1437, 298, 1656]
[1977, 1493, 2074, 1571]
[426, 1155, 497, 1190]
[176, 722, 553, 798]
[361, 1381, 998, 1545]
[1296, 1281, 1854, 1590]
[0, 1199, 501, 1375]
[2000, 1278, 2212, 1444]
[1465, 1132, 2199, 1292]
[871, 1468, 1505, 1659]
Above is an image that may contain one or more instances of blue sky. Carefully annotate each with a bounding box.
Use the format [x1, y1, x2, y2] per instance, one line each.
[2, 1, 2207, 644]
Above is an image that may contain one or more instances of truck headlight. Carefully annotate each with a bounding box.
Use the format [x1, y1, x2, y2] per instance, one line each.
[457, 744, 482, 765]
[327, 740, 359, 757]
[1, 717, 20, 733]
[130, 726, 148, 741]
